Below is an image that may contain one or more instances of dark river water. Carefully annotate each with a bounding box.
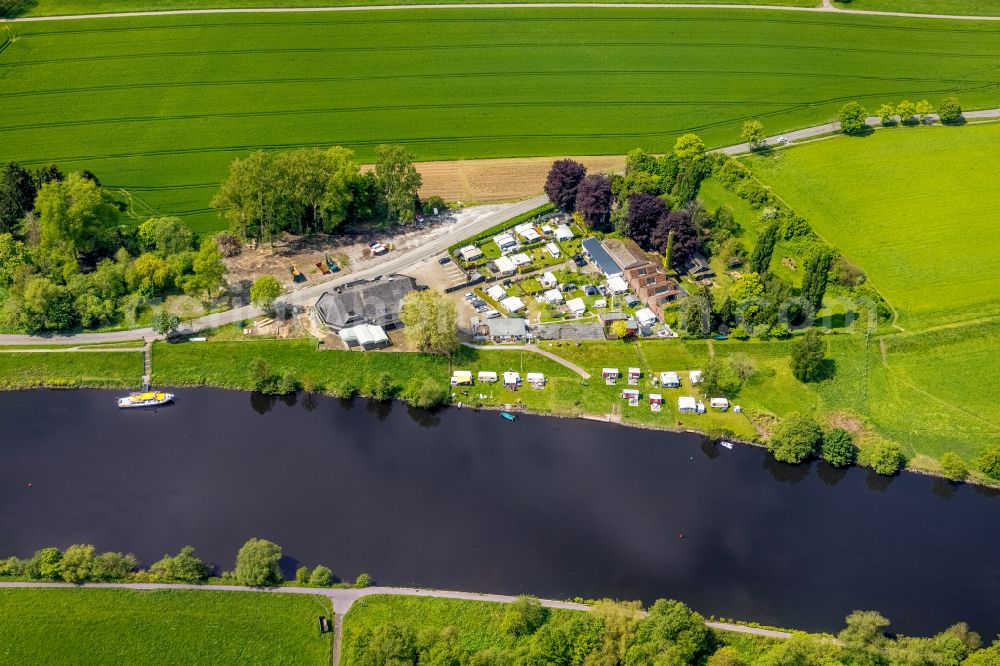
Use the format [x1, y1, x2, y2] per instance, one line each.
[1, 389, 998, 635]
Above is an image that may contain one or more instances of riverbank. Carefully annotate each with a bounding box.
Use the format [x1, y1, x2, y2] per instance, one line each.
[1, 333, 997, 487]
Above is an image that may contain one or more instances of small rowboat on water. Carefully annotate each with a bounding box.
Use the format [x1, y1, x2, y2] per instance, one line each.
[720, 441, 734, 450]
[118, 391, 174, 409]
[500, 411, 517, 422]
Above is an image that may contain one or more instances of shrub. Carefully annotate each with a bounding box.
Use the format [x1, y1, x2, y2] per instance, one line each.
[421, 195, 448, 216]
[333, 377, 359, 398]
[701, 358, 743, 398]
[368, 372, 396, 401]
[859, 438, 904, 475]
[938, 96, 962, 124]
[768, 413, 822, 464]
[295, 566, 310, 585]
[27, 547, 63, 580]
[355, 572, 372, 588]
[309, 565, 333, 586]
[0, 557, 27, 578]
[821, 428, 856, 467]
[149, 546, 209, 583]
[405, 378, 448, 409]
[708, 646, 747, 666]
[940, 453, 968, 482]
[831, 257, 866, 287]
[58, 544, 97, 584]
[976, 446, 1000, 479]
[234, 538, 283, 587]
[501, 596, 548, 636]
[92, 551, 138, 582]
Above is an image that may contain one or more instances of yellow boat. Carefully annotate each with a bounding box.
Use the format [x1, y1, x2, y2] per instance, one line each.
[117, 391, 174, 408]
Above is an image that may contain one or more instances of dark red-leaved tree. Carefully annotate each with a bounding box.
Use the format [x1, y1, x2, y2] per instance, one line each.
[651, 209, 701, 269]
[574, 174, 613, 230]
[626, 193, 668, 250]
[544, 159, 586, 212]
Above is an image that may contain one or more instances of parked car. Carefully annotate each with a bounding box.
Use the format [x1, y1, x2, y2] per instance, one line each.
[573, 255, 586, 267]
[485, 309, 501, 319]
[438, 256, 451, 265]
[464, 292, 474, 300]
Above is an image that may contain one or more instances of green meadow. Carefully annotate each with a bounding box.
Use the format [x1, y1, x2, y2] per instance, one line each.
[0, 350, 143, 388]
[833, 0, 1000, 16]
[0, 588, 332, 665]
[2, 10, 999, 231]
[747, 123, 1000, 331]
[16, 0, 819, 17]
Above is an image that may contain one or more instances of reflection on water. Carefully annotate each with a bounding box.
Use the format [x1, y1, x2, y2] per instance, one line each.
[0, 388, 997, 636]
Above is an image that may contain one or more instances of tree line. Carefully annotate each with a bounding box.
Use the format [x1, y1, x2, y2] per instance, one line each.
[0, 537, 369, 589]
[839, 96, 963, 135]
[212, 143, 427, 245]
[346, 595, 1000, 666]
[0, 162, 227, 333]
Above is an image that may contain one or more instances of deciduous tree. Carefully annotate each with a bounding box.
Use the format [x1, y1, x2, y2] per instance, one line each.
[976, 445, 1000, 479]
[400, 289, 458, 354]
[151, 310, 181, 336]
[877, 104, 896, 125]
[309, 565, 333, 586]
[250, 274, 282, 313]
[149, 546, 209, 583]
[938, 96, 962, 124]
[574, 174, 613, 230]
[859, 438, 904, 476]
[940, 452, 968, 482]
[821, 428, 856, 467]
[800, 248, 834, 311]
[651, 209, 700, 269]
[741, 120, 766, 149]
[0, 161, 37, 233]
[749, 221, 779, 275]
[839, 102, 869, 134]
[625, 193, 668, 250]
[188, 241, 227, 298]
[768, 413, 822, 464]
[896, 100, 916, 124]
[915, 99, 932, 122]
[234, 538, 283, 587]
[790, 330, 827, 382]
[374, 144, 422, 223]
[673, 133, 706, 162]
[544, 159, 587, 212]
[34, 174, 118, 277]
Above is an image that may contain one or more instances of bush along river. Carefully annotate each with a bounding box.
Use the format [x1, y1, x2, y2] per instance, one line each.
[0, 388, 998, 635]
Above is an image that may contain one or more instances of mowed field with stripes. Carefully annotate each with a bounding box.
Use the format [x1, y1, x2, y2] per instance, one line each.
[1, 10, 999, 232]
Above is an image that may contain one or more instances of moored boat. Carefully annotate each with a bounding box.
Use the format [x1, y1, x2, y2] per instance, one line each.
[118, 391, 174, 409]
[500, 411, 517, 422]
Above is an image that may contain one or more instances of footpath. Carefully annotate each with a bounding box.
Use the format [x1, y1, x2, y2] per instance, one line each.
[0, 581, 792, 665]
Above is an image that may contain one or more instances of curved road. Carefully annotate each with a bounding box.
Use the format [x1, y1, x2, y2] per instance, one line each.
[0, 581, 792, 664]
[3, 1, 1000, 22]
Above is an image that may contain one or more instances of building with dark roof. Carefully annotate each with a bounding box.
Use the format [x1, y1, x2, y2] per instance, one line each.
[581, 238, 623, 277]
[314, 274, 417, 331]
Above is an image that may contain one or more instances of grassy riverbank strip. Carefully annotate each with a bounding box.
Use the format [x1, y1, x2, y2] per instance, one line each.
[0, 587, 331, 665]
[0, 350, 143, 389]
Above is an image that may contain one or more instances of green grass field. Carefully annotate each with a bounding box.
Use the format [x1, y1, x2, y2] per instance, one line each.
[0, 350, 143, 388]
[747, 123, 1000, 331]
[2, 10, 999, 232]
[0, 588, 331, 665]
[834, 0, 1000, 16]
[13, 0, 820, 17]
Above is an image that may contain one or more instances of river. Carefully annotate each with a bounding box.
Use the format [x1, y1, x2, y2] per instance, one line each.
[0, 388, 997, 635]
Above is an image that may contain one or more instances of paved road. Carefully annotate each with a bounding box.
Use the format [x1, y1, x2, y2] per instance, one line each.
[1, 110, 998, 347]
[0, 581, 792, 664]
[4, 1, 1000, 22]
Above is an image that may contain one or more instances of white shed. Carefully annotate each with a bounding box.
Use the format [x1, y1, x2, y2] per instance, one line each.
[544, 289, 564, 305]
[689, 370, 703, 385]
[503, 371, 521, 388]
[511, 252, 532, 267]
[540, 271, 558, 288]
[710, 397, 730, 410]
[546, 242, 561, 258]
